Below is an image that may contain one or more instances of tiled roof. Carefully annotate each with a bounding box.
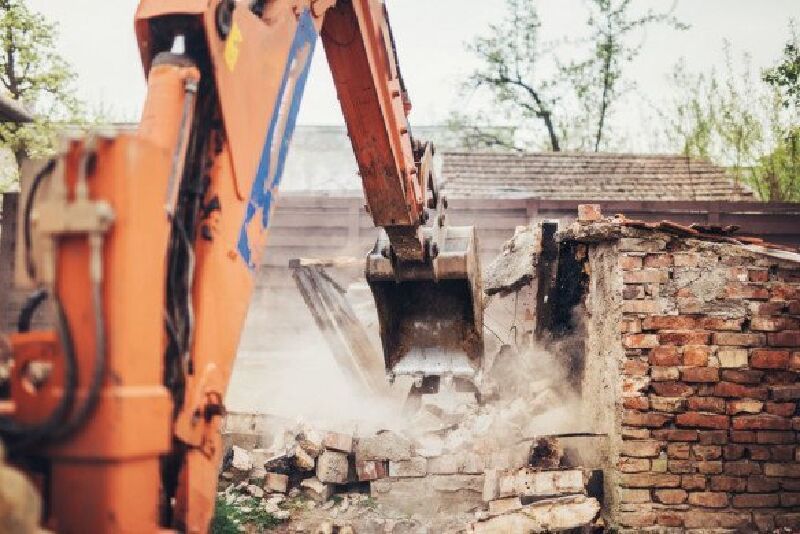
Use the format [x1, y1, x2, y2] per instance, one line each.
[440, 151, 756, 201]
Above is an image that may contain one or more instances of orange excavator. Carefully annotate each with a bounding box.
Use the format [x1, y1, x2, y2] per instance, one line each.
[0, 0, 482, 532]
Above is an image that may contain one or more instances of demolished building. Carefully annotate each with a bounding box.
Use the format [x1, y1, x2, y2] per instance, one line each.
[217, 206, 800, 532]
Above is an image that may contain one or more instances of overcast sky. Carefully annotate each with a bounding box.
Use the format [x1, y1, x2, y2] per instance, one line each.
[26, 0, 800, 133]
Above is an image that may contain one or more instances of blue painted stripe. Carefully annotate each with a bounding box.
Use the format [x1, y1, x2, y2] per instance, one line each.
[237, 10, 317, 270]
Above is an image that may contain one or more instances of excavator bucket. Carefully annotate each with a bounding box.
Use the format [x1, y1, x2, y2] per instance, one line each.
[366, 225, 484, 394]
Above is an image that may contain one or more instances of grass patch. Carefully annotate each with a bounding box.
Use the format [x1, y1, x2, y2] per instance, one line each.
[211, 496, 286, 533]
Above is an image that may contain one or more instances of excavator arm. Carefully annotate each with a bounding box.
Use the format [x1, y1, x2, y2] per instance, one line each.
[0, 1, 482, 532]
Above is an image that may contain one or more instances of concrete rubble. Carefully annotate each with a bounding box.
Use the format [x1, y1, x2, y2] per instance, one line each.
[217, 350, 604, 532]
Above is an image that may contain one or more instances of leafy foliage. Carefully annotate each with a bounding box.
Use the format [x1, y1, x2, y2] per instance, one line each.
[662, 35, 800, 201]
[453, 0, 687, 152]
[211, 497, 285, 533]
[0, 0, 83, 191]
[764, 24, 800, 109]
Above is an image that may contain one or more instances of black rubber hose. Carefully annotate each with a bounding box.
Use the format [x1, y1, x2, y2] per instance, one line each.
[17, 289, 48, 333]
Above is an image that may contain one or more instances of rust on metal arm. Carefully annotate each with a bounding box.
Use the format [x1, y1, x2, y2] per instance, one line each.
[320, 0, 425, 261]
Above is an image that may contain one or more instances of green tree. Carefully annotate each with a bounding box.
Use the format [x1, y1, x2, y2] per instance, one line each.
[764, 24, 800, 109]
[662, 32, 800, 201]
[454, 0, 687, 152]
[0, 0, 83, 191]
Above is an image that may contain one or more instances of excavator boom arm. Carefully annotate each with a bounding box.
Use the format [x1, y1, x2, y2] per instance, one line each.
[0, 1, 480, 532]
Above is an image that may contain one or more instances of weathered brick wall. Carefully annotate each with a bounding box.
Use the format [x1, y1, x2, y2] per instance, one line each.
[600, 230, 800, 530]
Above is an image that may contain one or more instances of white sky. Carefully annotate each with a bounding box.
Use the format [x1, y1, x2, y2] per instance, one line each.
[26, 0, 800, 134]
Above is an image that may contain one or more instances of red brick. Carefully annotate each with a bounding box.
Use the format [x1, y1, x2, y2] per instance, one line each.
[766, 402, 796, 417]
[619, 255, 643, 270]
[771, 384, 800, 401]
[649, 346, 680, 366]
[692, 445, 722, 460]
[764, 463, 800, 477]
[660, 330, 711, 345]
[651, 381, 694, 397]
[781, 493, 800, 507]
[713, 332, 765, 346]
[623, 300, 663, 314]
[668, 459, 695, 473]
[791, 352, 800, 371]
[623, 285, 645, 300]
[624, 333, 660, 349]
[732, 414, 792, 430]
[620, 317, 642, 333]
[620, 440, 662, 458]
[651, 366, 679, 381]
[618, 488, 651, 503]
[697, 461, 723, 474]
[770, 444, 795, 461]
[688, 491, 729, 508]
[681, 474, 706, 490]
[790, 299, 800, 314]
[688, 397, 725, 413]
[727, 400, 764, 414]
[752, 301, 787, 315]
[772, 283, 800, 300]
[697, 430, 728, 445]
[618, 511, 657, 528]
[657, 512, 684, 527]
[730, 430, 757, 443]
[623, 359, 649, 376]
[752, 316, 799, 331]
[751, 349, 791, 369]
[721, 369, 764, 384]
[769, 330, 800, 347]
[682, 345, 710, 366]
[618, 457, 650, 473]
[748, 269, 769, 282]
[666, 442, 690, 459]
[724, 460, 762, 476]
[756, 431, 795, 443]
[714, 382, 768, 400]
[624, 269, 669, 284]
[623, 411, 672, 428]
[623, 396, 649, 410]
[652, 429, 698, 441]
[699, 317, 745, 331]
[765, 370, 796, 385]
[654, 488, 687, 504]
[643, 253, 672, 268]
[621, 473, 681, 488]
[732, 493, 780, 508]
[747, 475, 780, 492]
[673, 253, 700, 267]
[684, 511, 751, 529]
[649, 396, 686, 413]
[676, 412, 729, 429]
[724, 283, 770, 300]
[682, 367, 720, 383]
[643, 315, 697, 330]
[709, 475, 746, 492]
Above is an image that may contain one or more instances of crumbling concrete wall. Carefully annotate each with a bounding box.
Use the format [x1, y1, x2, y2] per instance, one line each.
[561, 219, 800, 531]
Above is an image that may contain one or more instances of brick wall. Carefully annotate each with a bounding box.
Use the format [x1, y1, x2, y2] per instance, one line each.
[574, 224, 800, 531]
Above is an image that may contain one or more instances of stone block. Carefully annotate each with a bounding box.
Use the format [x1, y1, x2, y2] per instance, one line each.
[371, 475, 483, 516]
[300, 477, 332, 503]
[264, 472, 288, 494]
[322, 431, 353, 453]
[355, 431, 413, 462]
[488, 496, 522, 516]
[316, 450, 349, 484]
[389, 457, 427, 478]
[355, 459, 388, 481]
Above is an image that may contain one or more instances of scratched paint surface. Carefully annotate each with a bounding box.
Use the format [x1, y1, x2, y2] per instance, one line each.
[237, 10, 317, 270]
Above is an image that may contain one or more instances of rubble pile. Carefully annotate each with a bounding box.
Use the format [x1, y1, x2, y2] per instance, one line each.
[217, 344, 603, 533]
